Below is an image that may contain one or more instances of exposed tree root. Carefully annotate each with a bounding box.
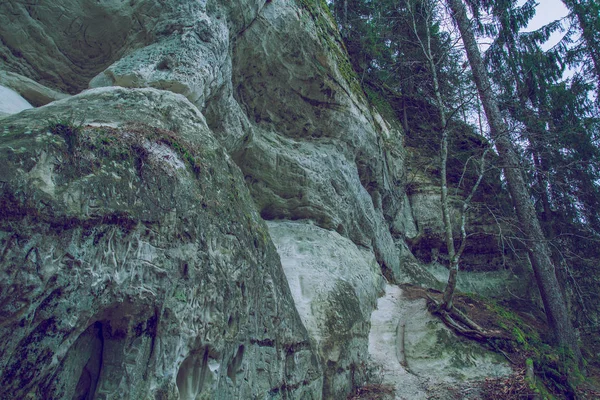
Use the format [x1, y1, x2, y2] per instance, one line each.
[425, 293, 516, 364]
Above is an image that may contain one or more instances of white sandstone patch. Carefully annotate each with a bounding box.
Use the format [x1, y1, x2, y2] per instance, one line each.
[145, 141, 186, 171]
[268, 220, 384, 344]
[368, 284, 512, 399]
[0, 85, 33, 116]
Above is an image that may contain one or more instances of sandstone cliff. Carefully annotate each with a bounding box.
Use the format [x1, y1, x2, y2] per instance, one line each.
[0, 0, 518, 398]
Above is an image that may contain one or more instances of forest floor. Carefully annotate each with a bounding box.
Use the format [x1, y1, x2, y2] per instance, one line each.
[348, 284, 600, 400]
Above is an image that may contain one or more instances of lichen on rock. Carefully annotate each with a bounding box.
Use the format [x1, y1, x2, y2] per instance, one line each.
[0, 88, 322, 399]
[0, 0, 528, 398]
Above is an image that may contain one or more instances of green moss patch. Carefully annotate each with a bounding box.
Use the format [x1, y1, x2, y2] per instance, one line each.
[47, 117, 83, 154]
[48, 121, 204, 178]
[459, 293, 586, 398]
[296, 0, 364, 98]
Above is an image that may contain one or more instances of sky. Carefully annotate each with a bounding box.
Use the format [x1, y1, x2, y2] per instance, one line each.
[520, 0, 582, 80]
[520, 0, 570, 50]
[523, 0, 568, 30]
[447, 0, 571, 54]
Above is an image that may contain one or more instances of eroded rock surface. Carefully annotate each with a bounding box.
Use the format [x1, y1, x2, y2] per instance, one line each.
[0, 0, 523, 398]
[368, 284, 511, 400]
[0, 88, 321, 399]
[0, 0, 163, 94]
[0, 85, 32, 117]
[1, 0, 405, 274]
[232, 1, 404, 279]
[268, 221, 385, 399]
[0, 71, 70, 107]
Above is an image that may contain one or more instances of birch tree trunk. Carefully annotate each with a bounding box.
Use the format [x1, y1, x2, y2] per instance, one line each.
[446, 0, 582, 363]
[406, 0, 485, 311]
[406, 0, 456, 310]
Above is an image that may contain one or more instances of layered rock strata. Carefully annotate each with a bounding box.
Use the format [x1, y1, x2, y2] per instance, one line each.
[0, 0, 518, 398]
[0, 88, 322, 399]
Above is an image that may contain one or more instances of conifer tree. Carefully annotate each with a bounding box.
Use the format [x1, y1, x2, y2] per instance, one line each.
[482, 0, 600, 324]
[561, 0, 600, 99]
[446, 0, 583, 364]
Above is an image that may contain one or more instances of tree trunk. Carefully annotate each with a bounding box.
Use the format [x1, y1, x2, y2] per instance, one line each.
[500, 39, 564, 281]
[406, 0, 458, 310]
[446, 0, 582, 364]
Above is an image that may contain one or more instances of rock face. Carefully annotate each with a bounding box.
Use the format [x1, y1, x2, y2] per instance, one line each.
[0, 0, 161, 94]
[368, 285, 510, 399]
[231, 1, 405, 279]
[268, 221, 385, 399]
[1, 0, 405, 278]
[0, 0, 524, 399]
[0, 71, 69, 108]
[0, 88, 321, 399]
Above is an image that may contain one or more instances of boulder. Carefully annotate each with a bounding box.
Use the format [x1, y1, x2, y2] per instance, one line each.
[268, 221, 385, 399]
[0, 71, 69, 107]
[0, 87, 322, 399]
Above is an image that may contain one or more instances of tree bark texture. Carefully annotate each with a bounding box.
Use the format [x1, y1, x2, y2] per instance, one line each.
[406, 0, 458, 310]
[446, 0, 582, 363]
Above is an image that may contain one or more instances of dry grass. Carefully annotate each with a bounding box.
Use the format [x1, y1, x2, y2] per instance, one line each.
[347, 383, 395, 400]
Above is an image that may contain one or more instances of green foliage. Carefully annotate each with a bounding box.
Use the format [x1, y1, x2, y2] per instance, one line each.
[328, 0, 468, 110]
[296, 0, 364, 97]
[47, 115, 84, 154]
[480, 0, 600, 329]
[561, 0, 600, 98]
[487, 300, 583, 397]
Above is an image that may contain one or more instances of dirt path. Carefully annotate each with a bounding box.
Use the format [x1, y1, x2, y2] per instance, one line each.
[368, 284, 429, 399]
[367, 284, 512, 400]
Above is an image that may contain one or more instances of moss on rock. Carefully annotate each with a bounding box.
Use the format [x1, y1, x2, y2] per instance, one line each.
[296, 0, 364, 99]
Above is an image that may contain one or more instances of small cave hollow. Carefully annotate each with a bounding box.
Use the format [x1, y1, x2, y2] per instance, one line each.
[73, 322, 103, 400]
[227, 345, 245, 384]
[177, 346, 220, 400]
[49, 321, 104, 400]
[50, 307, 157, 400]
